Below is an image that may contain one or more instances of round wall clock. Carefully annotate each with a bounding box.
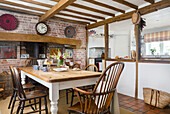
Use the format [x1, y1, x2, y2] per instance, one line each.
[64, 26, 75, 38]
[132, 12, 141, 24]
[35, 22, 48, 35]
[0, 14, 18, 30]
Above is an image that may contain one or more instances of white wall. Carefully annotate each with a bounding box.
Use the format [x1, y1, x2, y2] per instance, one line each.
[107, 61, 170, 99]
[138, 63, 170, 99]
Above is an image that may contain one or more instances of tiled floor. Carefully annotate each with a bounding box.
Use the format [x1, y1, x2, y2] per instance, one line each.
[118, 93, 170, 114]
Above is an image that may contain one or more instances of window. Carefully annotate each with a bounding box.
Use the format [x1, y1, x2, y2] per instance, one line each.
[141, 30, 170, 59]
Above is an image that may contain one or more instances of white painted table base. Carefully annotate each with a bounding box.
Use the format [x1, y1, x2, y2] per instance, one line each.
[21, 71, 99, 114]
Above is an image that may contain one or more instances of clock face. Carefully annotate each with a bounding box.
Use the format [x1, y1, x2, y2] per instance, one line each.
[35, 22, 48, 35]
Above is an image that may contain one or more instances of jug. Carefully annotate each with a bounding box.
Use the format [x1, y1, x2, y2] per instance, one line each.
[37, 59, 44, 70]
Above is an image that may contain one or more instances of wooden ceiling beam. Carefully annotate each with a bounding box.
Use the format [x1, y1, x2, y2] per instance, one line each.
[82, 0, 125, 13]
[0, 5, 89, 25]
[0, 0, 93, 22]
[87, 0, 170, 29]
[0, 0, 47, 12]
[144, 0, 155, 4]
[39, 0, 76, 22]
[112, 0, 138, 9]
[70, 3, 115, 16]
[63, 9, 105, 20]
[57, 12, 97, 22]
[20, 0, 105, 20]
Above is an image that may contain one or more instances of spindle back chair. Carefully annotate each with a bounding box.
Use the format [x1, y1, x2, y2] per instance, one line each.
[72, 63, 81, 69]
[13, 67, 48, 114]
[84, 64, 98, 72]
[8, 66, 35, 114]
[68, 62, 124, 114]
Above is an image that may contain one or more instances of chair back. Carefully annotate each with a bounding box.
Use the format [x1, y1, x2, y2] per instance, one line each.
[93, 62, 124, 112]
[72, 63, 80, 69]
[13, 67, 26, 100]
[9, 65, 17, 89]
[84, 64, 98, 72]
[76, 62, 124, 113]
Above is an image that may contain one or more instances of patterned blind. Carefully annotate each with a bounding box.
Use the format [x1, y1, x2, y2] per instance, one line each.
[144, 30, 170, 43]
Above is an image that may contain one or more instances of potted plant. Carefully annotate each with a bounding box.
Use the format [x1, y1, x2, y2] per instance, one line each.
[150, 48, 156, 55]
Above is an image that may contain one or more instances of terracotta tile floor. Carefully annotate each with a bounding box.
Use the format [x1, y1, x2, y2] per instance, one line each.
[118, 93, 170, 114]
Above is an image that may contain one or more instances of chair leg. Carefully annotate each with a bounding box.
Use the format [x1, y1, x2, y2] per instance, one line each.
[16, 101, 21, 114]
[34, 98, 37, 110]
[20, 101, 25, 114]
[39, 98, 41, 114]
[8, 90, 15, 109]
[66, 89, 68, 104]
[10, 91, 17, 114]
[44, 97, 48, 114]
[71, 89, 74, 106]
[29, 99, 35, 111]
[3, 90, 5, 99]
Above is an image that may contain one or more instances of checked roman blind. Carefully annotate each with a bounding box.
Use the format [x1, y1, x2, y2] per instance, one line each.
[144, 30, 170, 43]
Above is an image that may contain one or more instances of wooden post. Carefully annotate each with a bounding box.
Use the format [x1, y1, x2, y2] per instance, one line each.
[135, 24, 140, 99]
[86, 28, 89, 66]
[105, 24, 109, 68]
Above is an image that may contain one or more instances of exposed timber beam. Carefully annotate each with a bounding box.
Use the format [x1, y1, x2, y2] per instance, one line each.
[112, 0, 138, 9]
[70, 3, 115, 16]
[0, 32, 81, 48]
[57, 12, 97, 22]
[144, 0, 155, 4]
[0, 5, 89, 25]
[39, 0, 76, 22]
[87, 0, 170, 29]
[20, 0, 102, 20]
[82, 0, 125, 13]
[63, 9, 105, 20]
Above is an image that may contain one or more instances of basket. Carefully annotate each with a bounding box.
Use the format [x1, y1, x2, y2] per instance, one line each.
[143, 88, 170, 108]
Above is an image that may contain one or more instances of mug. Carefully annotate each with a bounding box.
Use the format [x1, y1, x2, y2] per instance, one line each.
[43, 67, 48, 72]
[33, 65, 39, 70]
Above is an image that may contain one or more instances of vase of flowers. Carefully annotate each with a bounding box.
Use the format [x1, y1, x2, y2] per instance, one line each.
[50, 49, 68, 67]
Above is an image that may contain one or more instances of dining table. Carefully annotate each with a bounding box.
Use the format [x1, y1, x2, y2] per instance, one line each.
[19, 67, 102, 114]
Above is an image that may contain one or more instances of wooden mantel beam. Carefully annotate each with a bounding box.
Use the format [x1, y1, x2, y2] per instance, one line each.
[87, 0, 170, 29]
[144, 0, 155, 4]
[39, 0, 76, 22]
[0, 32, 81, 48]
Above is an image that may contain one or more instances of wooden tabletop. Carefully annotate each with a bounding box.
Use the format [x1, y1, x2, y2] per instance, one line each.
[19, 67, 102, 83]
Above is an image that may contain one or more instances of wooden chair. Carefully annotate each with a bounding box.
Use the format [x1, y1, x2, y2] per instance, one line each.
[85, 64, 98, 72]
[72, 63, 81, 69]
[13, 67, 48, 114]
[8, 65, 35, 114]
[70, 64, 98, 106]
[68, 62, 124, 114]
[0, 81, 6, 99]
[66, 63, 81, 104]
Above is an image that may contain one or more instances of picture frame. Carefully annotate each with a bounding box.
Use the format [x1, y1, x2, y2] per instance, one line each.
[0, 46, 17, 59]
[21, 54, 29, 58]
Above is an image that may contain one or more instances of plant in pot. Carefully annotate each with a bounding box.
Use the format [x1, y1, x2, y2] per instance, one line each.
[150, 48, 156, 55]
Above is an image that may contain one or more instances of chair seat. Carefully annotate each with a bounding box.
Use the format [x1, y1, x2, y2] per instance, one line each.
[24, 90, 47, 100]
[68, 100, 99, 113]
[23, 83, 35, 89]
[0, 88, 4, 92]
